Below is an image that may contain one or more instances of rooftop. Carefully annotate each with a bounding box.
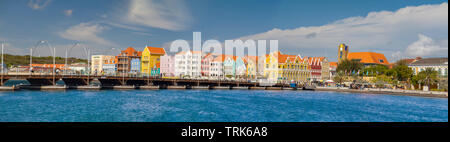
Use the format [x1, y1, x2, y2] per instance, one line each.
[347, 52, 389, 65]
[409, 58, 448, 66]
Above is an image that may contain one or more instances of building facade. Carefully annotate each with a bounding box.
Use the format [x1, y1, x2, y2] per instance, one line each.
[91, 55, 116, 75]
[409, 58, 448, 77]
[141, 46, 166, 76]
[174, 51, 202, 78]
[117, 47, 141, 74]
[160, 55, 175, 77]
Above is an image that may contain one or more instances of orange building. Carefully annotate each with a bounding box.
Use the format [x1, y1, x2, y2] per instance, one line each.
[116, 47, 142, 73]
[347, 52, 390, 66]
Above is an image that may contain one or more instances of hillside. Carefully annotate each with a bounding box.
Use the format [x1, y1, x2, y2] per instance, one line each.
[3, 54, 88, 67]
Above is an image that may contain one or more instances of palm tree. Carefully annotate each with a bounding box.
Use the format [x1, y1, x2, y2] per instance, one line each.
[417, 68, 439, 90]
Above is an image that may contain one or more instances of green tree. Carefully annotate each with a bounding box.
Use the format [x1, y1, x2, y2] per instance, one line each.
[333, 71, 346, 86]
[336, 59, 363, 75]
[416, 68, 439, 87]
[363, 64, 388, 76]
[391, 60, 413, 82]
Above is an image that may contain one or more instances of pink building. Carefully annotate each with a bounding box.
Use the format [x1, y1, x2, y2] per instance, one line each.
[201, 53, 215, 77]
[160, 55, 175, 77]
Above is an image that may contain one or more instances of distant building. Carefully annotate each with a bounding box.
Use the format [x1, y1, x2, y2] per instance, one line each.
[68, 63, 88, 74]
[91, 55, 116, 75]
[160, 55, 175, 77]
[409, 57, 448, 77]
[141, 46, 166, 76]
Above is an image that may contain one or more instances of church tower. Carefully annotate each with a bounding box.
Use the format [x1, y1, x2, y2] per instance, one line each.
[338, 43, 349, 63]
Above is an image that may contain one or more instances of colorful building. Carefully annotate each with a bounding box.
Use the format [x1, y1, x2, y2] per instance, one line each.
[160, 55, 175, 77]
[338, 43, 349, 63]
[102, 57, 117, 76]
[245, 56, 258, 79]
[141, 46, 166, 76]
[117, 47, 141, 73]
[264, 51, 310, 84]
[91, 55, 115, 75]
[201, 53, 216, 77]
[223, 55, 237, 78]
[347, 52, 390, 67]
[235, 56, 247, 78]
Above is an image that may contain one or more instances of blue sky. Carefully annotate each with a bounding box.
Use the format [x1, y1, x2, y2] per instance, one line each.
[0, 0, 448, 62]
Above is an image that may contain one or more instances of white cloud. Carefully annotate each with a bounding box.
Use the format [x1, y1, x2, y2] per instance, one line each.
[28, 0, 51, 10]
[59, 23, 114, 47]
[64, 9, 73, 17]
[235, 3, 448, 61]
[123, 0, 192, 31]
[404, 34, 448, 57]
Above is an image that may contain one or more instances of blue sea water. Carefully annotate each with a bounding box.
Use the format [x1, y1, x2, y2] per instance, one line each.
[0, 90, 447, 122]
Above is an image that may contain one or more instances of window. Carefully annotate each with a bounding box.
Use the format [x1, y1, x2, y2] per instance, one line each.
[379, 59, 384, 63]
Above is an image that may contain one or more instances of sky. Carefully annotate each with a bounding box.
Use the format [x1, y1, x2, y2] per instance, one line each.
[0, 0, 448, 62]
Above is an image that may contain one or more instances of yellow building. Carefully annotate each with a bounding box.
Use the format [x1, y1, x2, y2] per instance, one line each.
[245, 56, 258, 79]
[263, 51, 309, 84]
[141, 46, 166, 75]
[338, 43, 349, 63]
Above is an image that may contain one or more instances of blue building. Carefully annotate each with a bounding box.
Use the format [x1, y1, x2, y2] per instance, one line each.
[130, 58, 141, 74]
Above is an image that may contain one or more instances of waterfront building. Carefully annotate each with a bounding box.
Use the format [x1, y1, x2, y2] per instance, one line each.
[201, 53, 216, 77]
[210, 55, 225, 78]
[409, 57, 448, 77]
[130, 58, 141, 74]
[174, 51, 202, 78]
[91, 55, 116, 75]
[321, 58, 330, 80]
[150, 64, 160, 77]
[223, 55, 237, 78]
[102, 57, 117, 76]
[308, 57, 327, 82]
[245, 56, 258, 79]
[235, 56, 247, 78]
[160, 55, 175, 77]
[264, 52, 280, 83]
[141, 46, 166, 76]
[329, 62, 338, 79]
[117, 47, 141, 73]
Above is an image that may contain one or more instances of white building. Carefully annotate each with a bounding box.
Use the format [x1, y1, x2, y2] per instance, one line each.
[210, 55, 225, 78]
[174, 51, 202, 78]
[409, 58, 448, 77]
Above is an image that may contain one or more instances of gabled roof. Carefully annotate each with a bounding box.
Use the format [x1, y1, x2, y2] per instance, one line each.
[145, 46, 166, 55]
[347, 52, 389, 65]
[308, 57, 326, 66]
[119, 47, 141, 57]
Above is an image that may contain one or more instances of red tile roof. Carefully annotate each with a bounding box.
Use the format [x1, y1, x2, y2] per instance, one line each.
[145, 46, 166, 55]
[347, 52, 389, 65]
